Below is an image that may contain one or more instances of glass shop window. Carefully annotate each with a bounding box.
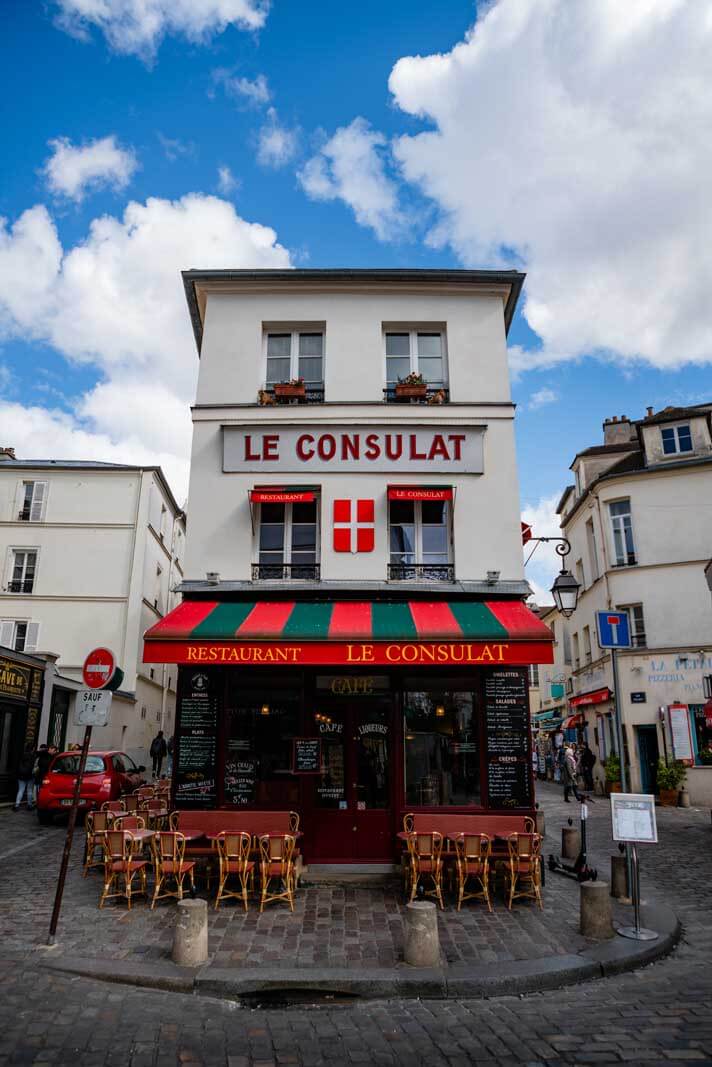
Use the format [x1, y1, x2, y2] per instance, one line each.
[690, 704, 712, 766]
[224, 687, 299, 807]
[403, 685, 481, 806]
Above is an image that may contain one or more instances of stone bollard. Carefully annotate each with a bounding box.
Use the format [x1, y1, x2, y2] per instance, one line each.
[535, 809, 546, 837]
[679, 790, 690, 808]
[403, 900, 440, 968]
[580, 881, 614, 940]
[173, 898, 208, 966]
[610, 854, 630, 901]
[562, 826, 581, 859]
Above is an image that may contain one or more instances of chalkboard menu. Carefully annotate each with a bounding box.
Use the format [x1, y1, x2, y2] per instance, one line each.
[484, 668, 531, 809]
[224, 753, 257, 805]
[293, 737, 321, 774]
[175, 670, 217, 807]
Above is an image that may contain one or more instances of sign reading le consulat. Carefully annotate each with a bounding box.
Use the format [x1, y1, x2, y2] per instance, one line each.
[223, 423, 484, 474]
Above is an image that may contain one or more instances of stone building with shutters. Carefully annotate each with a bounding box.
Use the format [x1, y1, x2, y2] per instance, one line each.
[0, 452, 185, 774]
[143, 269, 554, 867]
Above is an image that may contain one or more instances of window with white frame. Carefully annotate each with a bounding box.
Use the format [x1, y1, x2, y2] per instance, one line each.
[154, 564, 163, 612]
[576, 558, 585, 590]
[388, 499, 452, 579]
[585, 519, 599, 581]
[17, 481, 47, 522]
[583, 625, 592, 664]
[572, 632, 580, 669]
[0, 619, 39, 652]
[7, 550, 37, 594]
[617, 603, 647, 648]
[608, 499, 636, 566]
[562, 626, 572, 665]
[385, 330, 447, 388]
[265, 331, 324, 388]
[256, 500, 319, 578]
[661, 424, 693, 455]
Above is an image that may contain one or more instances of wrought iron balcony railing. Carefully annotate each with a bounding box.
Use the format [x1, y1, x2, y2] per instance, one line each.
[252, 563, 321, 581]
[263, 386, 325, 405]
[388, 563, 455, 582]
[7, 579, 34, 593]
[383, 386, 450, 405]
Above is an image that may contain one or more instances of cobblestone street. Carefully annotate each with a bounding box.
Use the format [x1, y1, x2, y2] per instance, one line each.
[1, 783, 711, 1065]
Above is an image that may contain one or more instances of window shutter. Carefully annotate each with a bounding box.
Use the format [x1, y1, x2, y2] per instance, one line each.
[14, 481, 26, 521]
[24, 622, 40, 652]
[0, 620, 14, 648]
[29, 482, 46, 522]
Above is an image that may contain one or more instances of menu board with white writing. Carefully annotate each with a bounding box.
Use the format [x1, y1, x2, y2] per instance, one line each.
[224, 753, 257, 805]
[175, 670, 217, 807]
[611, 793, 658, 843]
[484, 669, 531, 808]
[293, 738, 321, 774]
[668, 704, 693, 764]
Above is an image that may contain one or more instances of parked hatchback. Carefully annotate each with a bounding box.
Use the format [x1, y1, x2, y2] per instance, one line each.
[36, 750, 146, 824]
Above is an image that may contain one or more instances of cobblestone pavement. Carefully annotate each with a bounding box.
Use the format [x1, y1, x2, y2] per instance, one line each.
[0, 784, 711, 1065]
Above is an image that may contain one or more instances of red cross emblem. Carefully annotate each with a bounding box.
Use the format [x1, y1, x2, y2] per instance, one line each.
[333, 499, 375, 553]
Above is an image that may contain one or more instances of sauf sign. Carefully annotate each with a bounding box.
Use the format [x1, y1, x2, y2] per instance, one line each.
[223, 423, 484, 474]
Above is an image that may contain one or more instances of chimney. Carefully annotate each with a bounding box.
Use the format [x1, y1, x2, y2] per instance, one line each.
[646, 406, 654, 417]
[603, 416, 633, 446]
[0, 447, 16, 461]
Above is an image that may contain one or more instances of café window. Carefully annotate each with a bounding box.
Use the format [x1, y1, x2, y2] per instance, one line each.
[224, 684, 300, 807]
[255, 499, 319, 580]
[690, 704, 712, 766]
[264, 330, 324, 393]
[385, 330, 447, 388]
[403, 684, 481, 807]
[389, 499, 453, 581]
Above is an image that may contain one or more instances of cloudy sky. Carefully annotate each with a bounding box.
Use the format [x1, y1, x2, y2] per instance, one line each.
[2, 0, 711, 599]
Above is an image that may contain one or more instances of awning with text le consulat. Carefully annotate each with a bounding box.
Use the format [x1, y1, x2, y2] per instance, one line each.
[143, 599, 554, 667]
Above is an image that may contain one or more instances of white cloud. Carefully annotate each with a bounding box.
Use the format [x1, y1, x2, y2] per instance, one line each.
[0, 193, 291, 499]
[389, 0, 712, 372]
[522, 494, 563, 605]
[216, 166, 238, 195]
[54, 0, 269, 60]
[44, 135, 138, 202]
[157, 133, 195, 162]
[257, 109, 298, 168]
[213, 69, 270, 106]
[298, 118, 405, 241]
[528, 386, 558, 411]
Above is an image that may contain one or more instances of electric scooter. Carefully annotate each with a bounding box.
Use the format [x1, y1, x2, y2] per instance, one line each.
[548, 793, 598, 882]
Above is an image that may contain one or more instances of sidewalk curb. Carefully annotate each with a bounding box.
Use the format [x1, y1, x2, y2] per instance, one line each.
[37, 901, 680, 1001]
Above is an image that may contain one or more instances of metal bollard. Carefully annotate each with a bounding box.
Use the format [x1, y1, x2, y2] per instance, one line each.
[580, 881, 614, 940]
[562, 826, 581, 859]
[403, 900, 440, 968]
[173, 898, 208, 966]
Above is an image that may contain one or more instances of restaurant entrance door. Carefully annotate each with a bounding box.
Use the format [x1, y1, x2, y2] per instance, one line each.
[306, 698, 394, 863]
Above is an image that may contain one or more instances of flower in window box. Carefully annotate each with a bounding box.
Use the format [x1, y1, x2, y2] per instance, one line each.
[395, 372, 427, 398]
[274, 377, 306, 398]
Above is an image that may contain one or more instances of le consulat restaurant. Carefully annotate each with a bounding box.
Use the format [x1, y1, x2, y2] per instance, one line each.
[143, 268, 553, 867]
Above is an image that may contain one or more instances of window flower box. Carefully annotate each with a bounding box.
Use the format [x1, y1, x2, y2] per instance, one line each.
[274, 378, 306, 399]
[395, 373, 427, 400]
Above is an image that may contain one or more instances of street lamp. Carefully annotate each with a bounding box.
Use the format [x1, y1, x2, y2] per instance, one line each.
[525, 534, 581, 617]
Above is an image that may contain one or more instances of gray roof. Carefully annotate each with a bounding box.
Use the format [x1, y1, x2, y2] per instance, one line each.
[182, 267, 526, 355]
[0, 459, 184, 516]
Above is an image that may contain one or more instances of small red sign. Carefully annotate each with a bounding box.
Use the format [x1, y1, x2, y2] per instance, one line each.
[82, 647, 117, 690]
[521, 522, 533, 545]
[333, 499, 375, 553]
[388, 486, 453, 502]
[569, 687, 612, 708]
[250, 490, 315, 504]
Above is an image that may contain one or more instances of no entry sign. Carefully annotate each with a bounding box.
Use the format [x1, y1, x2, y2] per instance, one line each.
[82, 647, 117, 690]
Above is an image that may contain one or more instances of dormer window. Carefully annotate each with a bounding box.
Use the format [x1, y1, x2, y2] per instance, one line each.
[661, 424, 692, 455]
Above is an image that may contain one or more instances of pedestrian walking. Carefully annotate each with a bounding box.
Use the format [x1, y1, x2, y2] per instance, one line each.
[580, 743, 596, 791]
[561, 745, 581, 803]
[13, 745, 37, 811]
[34, 744, 57, 802]
[150, 730, 167, 779]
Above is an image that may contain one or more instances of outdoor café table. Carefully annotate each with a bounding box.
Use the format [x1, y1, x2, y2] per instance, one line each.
[204, 830, 303, 841]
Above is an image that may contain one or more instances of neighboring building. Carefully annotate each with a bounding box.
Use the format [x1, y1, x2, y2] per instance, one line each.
[143, 268, 554, 867]
[548, 405, 712, 804]
[0, 452, 185, 773]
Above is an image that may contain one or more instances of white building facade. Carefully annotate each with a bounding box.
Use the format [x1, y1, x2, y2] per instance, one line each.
[0, 454, 185, 773]
[143, 269, 554, 866]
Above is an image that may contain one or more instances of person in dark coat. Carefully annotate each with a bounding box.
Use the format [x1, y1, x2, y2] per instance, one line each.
[580, 744, 596, 791]
[150, 730, 167, 779]
[13, 745, 36, 811]
[34, 744, 56, 800]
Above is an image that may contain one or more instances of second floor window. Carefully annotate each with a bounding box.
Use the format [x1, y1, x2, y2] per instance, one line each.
[0, 619, 39, 652]
[389, 500, 452, 580]
[609, 499, 636, 566]
[617, 603, 647, 648]
[583, 625, 592, 664]
[661, 424, 692, 455]
[385, 331, 447, 387]
[18, 481, 47, 522]
[257, 501, 319, 579]
[8, 550, 37, 594]
[265, 332, 324, 388]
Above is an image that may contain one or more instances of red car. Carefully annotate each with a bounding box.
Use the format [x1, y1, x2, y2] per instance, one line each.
[36, 749, 147, 824]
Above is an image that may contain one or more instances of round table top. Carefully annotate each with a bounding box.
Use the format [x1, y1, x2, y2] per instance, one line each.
[124, 828, 155, 842]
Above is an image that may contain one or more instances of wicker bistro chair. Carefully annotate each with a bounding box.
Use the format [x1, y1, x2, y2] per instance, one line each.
[101, 800, 127, 815]
[122, 794, 140, 813]
[84, 811, 113, 877]
[150, 832, 196, 909]
[504, 833, 543, 910]
[214, 832, 255, 911]
[99, 830, 148, 909]
[141, 799, 168, 830]
[406, 832, 445, 910]
[135, 785, 155, 798]
[258, 834, 296, 913]
[113, 814, 146, 831]
[454, 834, 493, 912]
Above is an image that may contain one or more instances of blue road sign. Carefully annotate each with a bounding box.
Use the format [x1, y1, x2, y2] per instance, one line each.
[596, 610, 631, 649]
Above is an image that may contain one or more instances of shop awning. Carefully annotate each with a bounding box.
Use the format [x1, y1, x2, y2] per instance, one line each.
[388, 486, 453, 501]
[569, 687, 612, 708]
[144, 598, 554, 667]
[562, 713, 584, 729]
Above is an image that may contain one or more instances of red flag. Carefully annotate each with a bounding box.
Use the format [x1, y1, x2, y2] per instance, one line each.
[334, 500, 375, 553]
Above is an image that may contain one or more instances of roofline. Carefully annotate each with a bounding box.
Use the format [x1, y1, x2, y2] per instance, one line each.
[182, 268, 526, 356]
[0, 461, 184, 518]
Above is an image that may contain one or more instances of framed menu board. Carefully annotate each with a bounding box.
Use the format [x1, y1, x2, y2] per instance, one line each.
[175, 670, 217, 807]
[293, 737, 322, 774]
[224, 756, 257, 805]
[484, 668, 532, 809]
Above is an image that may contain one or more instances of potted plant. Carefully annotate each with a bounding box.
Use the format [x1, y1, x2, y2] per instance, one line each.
[395, 372, 427, 399]
[274, 377, 306, 399]
[698, 746, 712, 765]
[657, 759, 686, 805]
[604, 753, 622, 794]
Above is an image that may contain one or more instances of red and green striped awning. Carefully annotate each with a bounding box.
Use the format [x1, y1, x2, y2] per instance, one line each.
[144, 599, 553, 667]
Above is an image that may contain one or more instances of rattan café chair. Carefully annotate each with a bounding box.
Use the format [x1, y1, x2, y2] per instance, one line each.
[406, 831, 444, 910]
[259, 834, 296, 912]
[99, 830, 148, 909]
[214, 832, 255, 911]
[83, 810, 112, 877]
[454, 833, 493, 912]
[505, 832, 543, 910]
[150, 831, 195, 909]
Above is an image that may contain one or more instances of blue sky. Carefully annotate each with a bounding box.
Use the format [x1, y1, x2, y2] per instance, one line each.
[2, 0, 711, 597]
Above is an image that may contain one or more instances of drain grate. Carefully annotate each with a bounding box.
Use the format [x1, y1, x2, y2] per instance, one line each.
[237, 988, 359, 1009]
